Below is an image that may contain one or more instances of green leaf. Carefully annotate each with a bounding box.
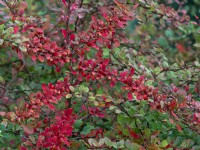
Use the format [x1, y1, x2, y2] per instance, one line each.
[83, 87, 89, 93]
[162, 61, 169, 68]
[0, 24, 4, 31]
[15, 39, 22, 44]
[88, 96, 95, 101]
[102, 48, 110, 58]
[69, 24, 75, 30]
[17, 98, 25, 109]
[160, 140, 168, 148]
[74, 120, 83, 129]
[144, 128, 151, 139]
[66, 94, 72, 99]
[79, 85, 89, 93]
[19, 45, 27, 52]
[165, 29, 174, 38]
[115, 109, 122, 114]
[69, 86, 75, 92]
[6, 27, 14, 34]
[193, 43, 200, 47]
[0, 39, 4, 45]
[80, 125, 94, 135]
[158, 36, 169, 48]
[117, 114, 131, 126]
[104, 137, 113, 147]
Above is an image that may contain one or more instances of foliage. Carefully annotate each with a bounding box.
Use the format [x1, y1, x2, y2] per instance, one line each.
[0, 0, 199, 149]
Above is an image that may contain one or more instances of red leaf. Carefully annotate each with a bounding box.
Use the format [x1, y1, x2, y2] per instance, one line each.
[110, 80, 116, 87]
[61, 137, 70, 146]
[31, 55, 36, 62]
[64, 108, 73, 115]
[176, 124, 182, 132]
[103, 59, 110, 66]
[176, 43, 186, 53]
[21, 124, 34, 134]
[130, 130, 140, 139]
[47, 103, 56, 111]
[133, 4, 139, 9]
[38, 55, 44, 62]
[17, 51, 23, 59]
[20, 146, 27, 150]
[129, 67, 135, 76]
[136, 94, 143, 100]
[170, 110, 179, 120]
[169, 118, 175, 124]
[127, 92, 133, 100]
[41, 84, 47, 91]
[0, 112, 6, 117]
[70, 33, 75, 41]
[169, 100, 177, 110]
[13, 26, 18, 34]
[62, 29, 67, 38]
[70, 3, 77, 11]
[35, 28, 43, 34]
[0, 1, 6, 7]
[62, 0, 67, 6]
[120, 71, 127, 79]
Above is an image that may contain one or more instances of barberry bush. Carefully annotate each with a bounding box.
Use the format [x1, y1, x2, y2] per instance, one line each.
[0, 0, 199, 149]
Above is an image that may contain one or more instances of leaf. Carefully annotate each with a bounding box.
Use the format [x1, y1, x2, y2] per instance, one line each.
[0, 24, 4, 33]
[104, 137, 113, 147]
[89, 96, 95, 101]
[0, 39, 4, 45]
[61, 29, 67, 38]
[160, 140, 168, 148]
[47, 103, 55, 111]
[15, 39, 22, 44]
[66, 94, 72, 99]
[13, 26, 19, 34]
[117, 114, 131, 126]
[6, 27, 14, 34]
[110, 81, 116, 87]
[69, 24, 75, 30]
[194, 43, 200, 48]
[38, 55, 44, 62]
[19, 45, 27, 52]
[165, 29, 174, 38]
[21, 124, 34, 134]
[17, 1, 27, 12]
[74, 120, 83, 128]
[176, 43, 186, 52]
[31, 55, 36, 62]
[129, 67, 135, 76]
[0, 1, 6, 7]
[80, 125, 94, 135]
[102, 48, 110, 58]
[109, 105, 116, 110]
[83, 86, 89, 93]
[115, 109, 121, 114]
[158, 36, 169, 48]
[69, 86, 75, 92]
[133, 4, 139, 9]
[62, 0, 67, 6]
[127, 92, 133, 100]
[94, 100, 99, 106]
[176, 124, 182, 132]
[17, 98, 25, 109]
[129, 130, 140, 139]
[70, 34, 75, 41]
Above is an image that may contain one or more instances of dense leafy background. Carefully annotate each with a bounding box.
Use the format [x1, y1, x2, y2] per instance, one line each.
[0, 0, 199, 149]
